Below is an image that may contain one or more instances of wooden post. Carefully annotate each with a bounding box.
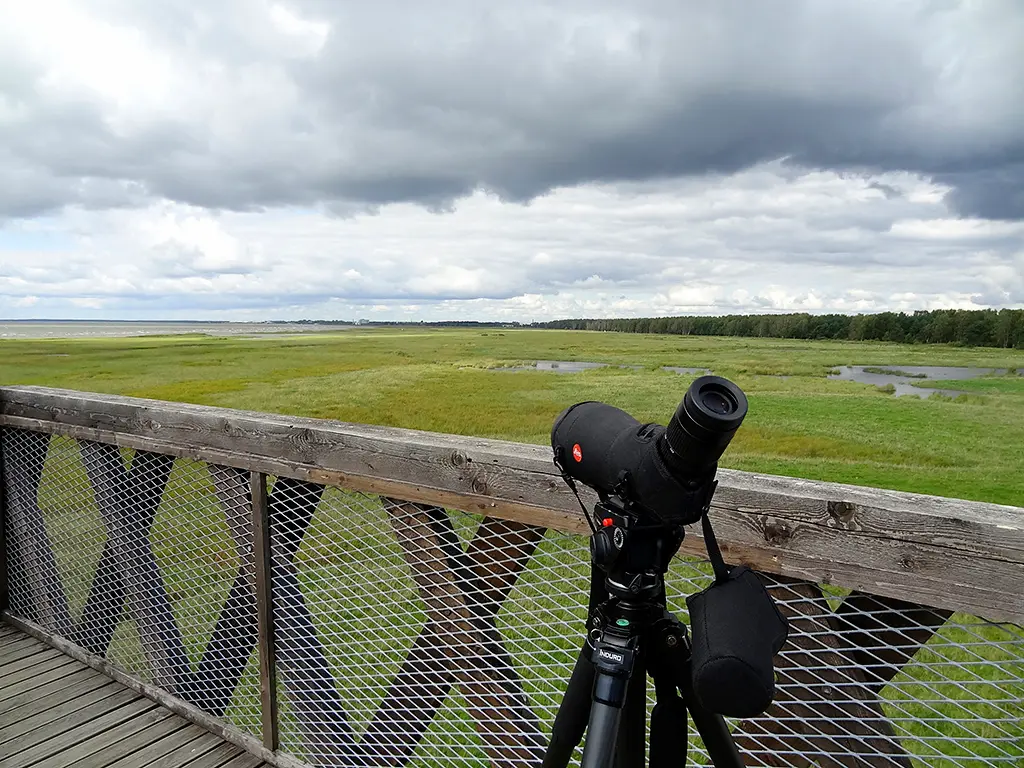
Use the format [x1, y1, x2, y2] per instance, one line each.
[251, 471, 279, 752]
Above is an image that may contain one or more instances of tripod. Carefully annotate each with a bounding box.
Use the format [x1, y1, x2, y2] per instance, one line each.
[541, 497, 745, 768]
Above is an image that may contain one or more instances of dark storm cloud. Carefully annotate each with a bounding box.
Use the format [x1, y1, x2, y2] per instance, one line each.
[939, 164, 1024, 220]
[2, 0, 1023, 220]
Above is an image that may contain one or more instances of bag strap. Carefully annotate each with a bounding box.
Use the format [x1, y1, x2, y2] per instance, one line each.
[698, 480, 731, 584]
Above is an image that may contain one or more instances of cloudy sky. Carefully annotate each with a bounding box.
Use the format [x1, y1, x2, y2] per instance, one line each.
[1, 0, 1022, 322]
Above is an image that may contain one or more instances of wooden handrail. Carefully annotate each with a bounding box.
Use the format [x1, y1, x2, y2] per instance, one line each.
[2, 385, 1022, 623]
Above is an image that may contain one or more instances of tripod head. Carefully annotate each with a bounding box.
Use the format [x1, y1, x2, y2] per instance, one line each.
[588, 495, 684, 605]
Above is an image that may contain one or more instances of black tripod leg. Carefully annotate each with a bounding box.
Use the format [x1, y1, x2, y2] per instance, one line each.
[613, 657, 647, 768]
[681, 673, 745, 768]
[543, 643, 596, 768]
[581, 642, 639, 768]
[648, 676, 687, 768]
[581, 699, 622, 768]
[651, 608, 744, 768]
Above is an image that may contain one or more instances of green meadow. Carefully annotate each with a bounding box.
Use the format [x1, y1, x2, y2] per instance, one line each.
[2, 327, 1023, 506]
[5, 327, 1023, 765]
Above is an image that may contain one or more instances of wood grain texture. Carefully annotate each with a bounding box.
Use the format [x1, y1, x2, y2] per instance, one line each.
[0, 676, 119, 729]
[4, 614, 310, 768]
[2, 386, 1022, 624]
[77, 441, 188, 693]
[0, 682, 123, 743]
[98, 724, 214, 768]
[179, 740, 254, 768]
[1, 664, 108, 712]
[34, 707, 181, 768]
[0, 697, 158, 767]
[0, 687, 145, 755]
[106, 729, 228, 768]
[0, 651, 75, 687]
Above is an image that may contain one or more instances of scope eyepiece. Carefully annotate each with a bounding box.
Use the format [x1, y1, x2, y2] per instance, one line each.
[663, 376, 748, 479]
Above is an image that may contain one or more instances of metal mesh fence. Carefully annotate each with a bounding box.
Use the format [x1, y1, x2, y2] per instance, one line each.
[2, 425, 1022, 767]
[0, 428, 263, 738]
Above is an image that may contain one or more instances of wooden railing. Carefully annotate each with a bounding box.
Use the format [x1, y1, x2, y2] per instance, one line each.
[1, 385, 1022, 767]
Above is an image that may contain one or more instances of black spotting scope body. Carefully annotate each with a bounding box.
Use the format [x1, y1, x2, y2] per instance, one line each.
[551, 376, 748, 525]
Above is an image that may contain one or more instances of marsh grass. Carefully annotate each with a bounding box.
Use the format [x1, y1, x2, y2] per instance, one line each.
[864, 367, 929, 378]
[3, 329, 1023, 505]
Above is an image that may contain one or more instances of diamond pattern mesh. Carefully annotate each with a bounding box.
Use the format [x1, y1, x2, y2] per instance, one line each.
[2, 425, 1022, 767]
[1, 428, 263, 738]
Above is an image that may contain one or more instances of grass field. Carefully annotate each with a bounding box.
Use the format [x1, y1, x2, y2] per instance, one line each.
[5, 327, 1022, 766]
[2, 327, 1022, 506]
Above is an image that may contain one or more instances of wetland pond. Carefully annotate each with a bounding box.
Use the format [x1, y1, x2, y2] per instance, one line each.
[827, 366, 1018, 398]
[493, 361, 1018, 399]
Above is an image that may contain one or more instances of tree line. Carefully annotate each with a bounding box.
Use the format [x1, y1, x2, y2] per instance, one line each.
[531, 309, 1024, 348]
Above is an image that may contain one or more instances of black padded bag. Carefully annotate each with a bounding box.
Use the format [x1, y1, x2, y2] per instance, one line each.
[686, 512, 788, 718]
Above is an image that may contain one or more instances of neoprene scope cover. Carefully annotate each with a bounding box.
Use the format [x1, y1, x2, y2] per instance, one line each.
[686, 566, 789, 718]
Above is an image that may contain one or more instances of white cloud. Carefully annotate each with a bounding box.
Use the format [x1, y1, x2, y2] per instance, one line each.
[1, 1, 1022, 320]
[2, 163, 1020, 320]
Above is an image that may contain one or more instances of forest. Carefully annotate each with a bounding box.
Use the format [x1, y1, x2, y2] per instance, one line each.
[532, 308, 1024, 348]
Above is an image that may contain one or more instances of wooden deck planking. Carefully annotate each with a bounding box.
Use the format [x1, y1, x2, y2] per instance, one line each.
[25, 708, 180, 768]
[0, 641, 50, 666]
[0, 685, 128, 747]
[0, 626, 270, 768]
[1, 666, 112, 712]
[0, 680, 122, 731]
[100, 726, 226, 768]
[0, 653, 76, 687]
[178, 739, 254, 768]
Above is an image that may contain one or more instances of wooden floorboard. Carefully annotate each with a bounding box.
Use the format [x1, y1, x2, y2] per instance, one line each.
[100, 725, 222, 768]
[1, 665, 110, 712]
[0, 624, 265, 768]
[0, 652, 74, 686]
[0, 682, 124, 741]
[178, 739, 256, 768]
[218, 754, 267, 768]
[0, 641, 49, 666]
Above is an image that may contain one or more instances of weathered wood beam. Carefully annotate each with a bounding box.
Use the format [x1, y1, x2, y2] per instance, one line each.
[381, 500, 547, 766]
[3, 386, 1022, 623]
[77, 442, 187, 692]
[251, 471, 279, 754]
[184, 464, 260, 717]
